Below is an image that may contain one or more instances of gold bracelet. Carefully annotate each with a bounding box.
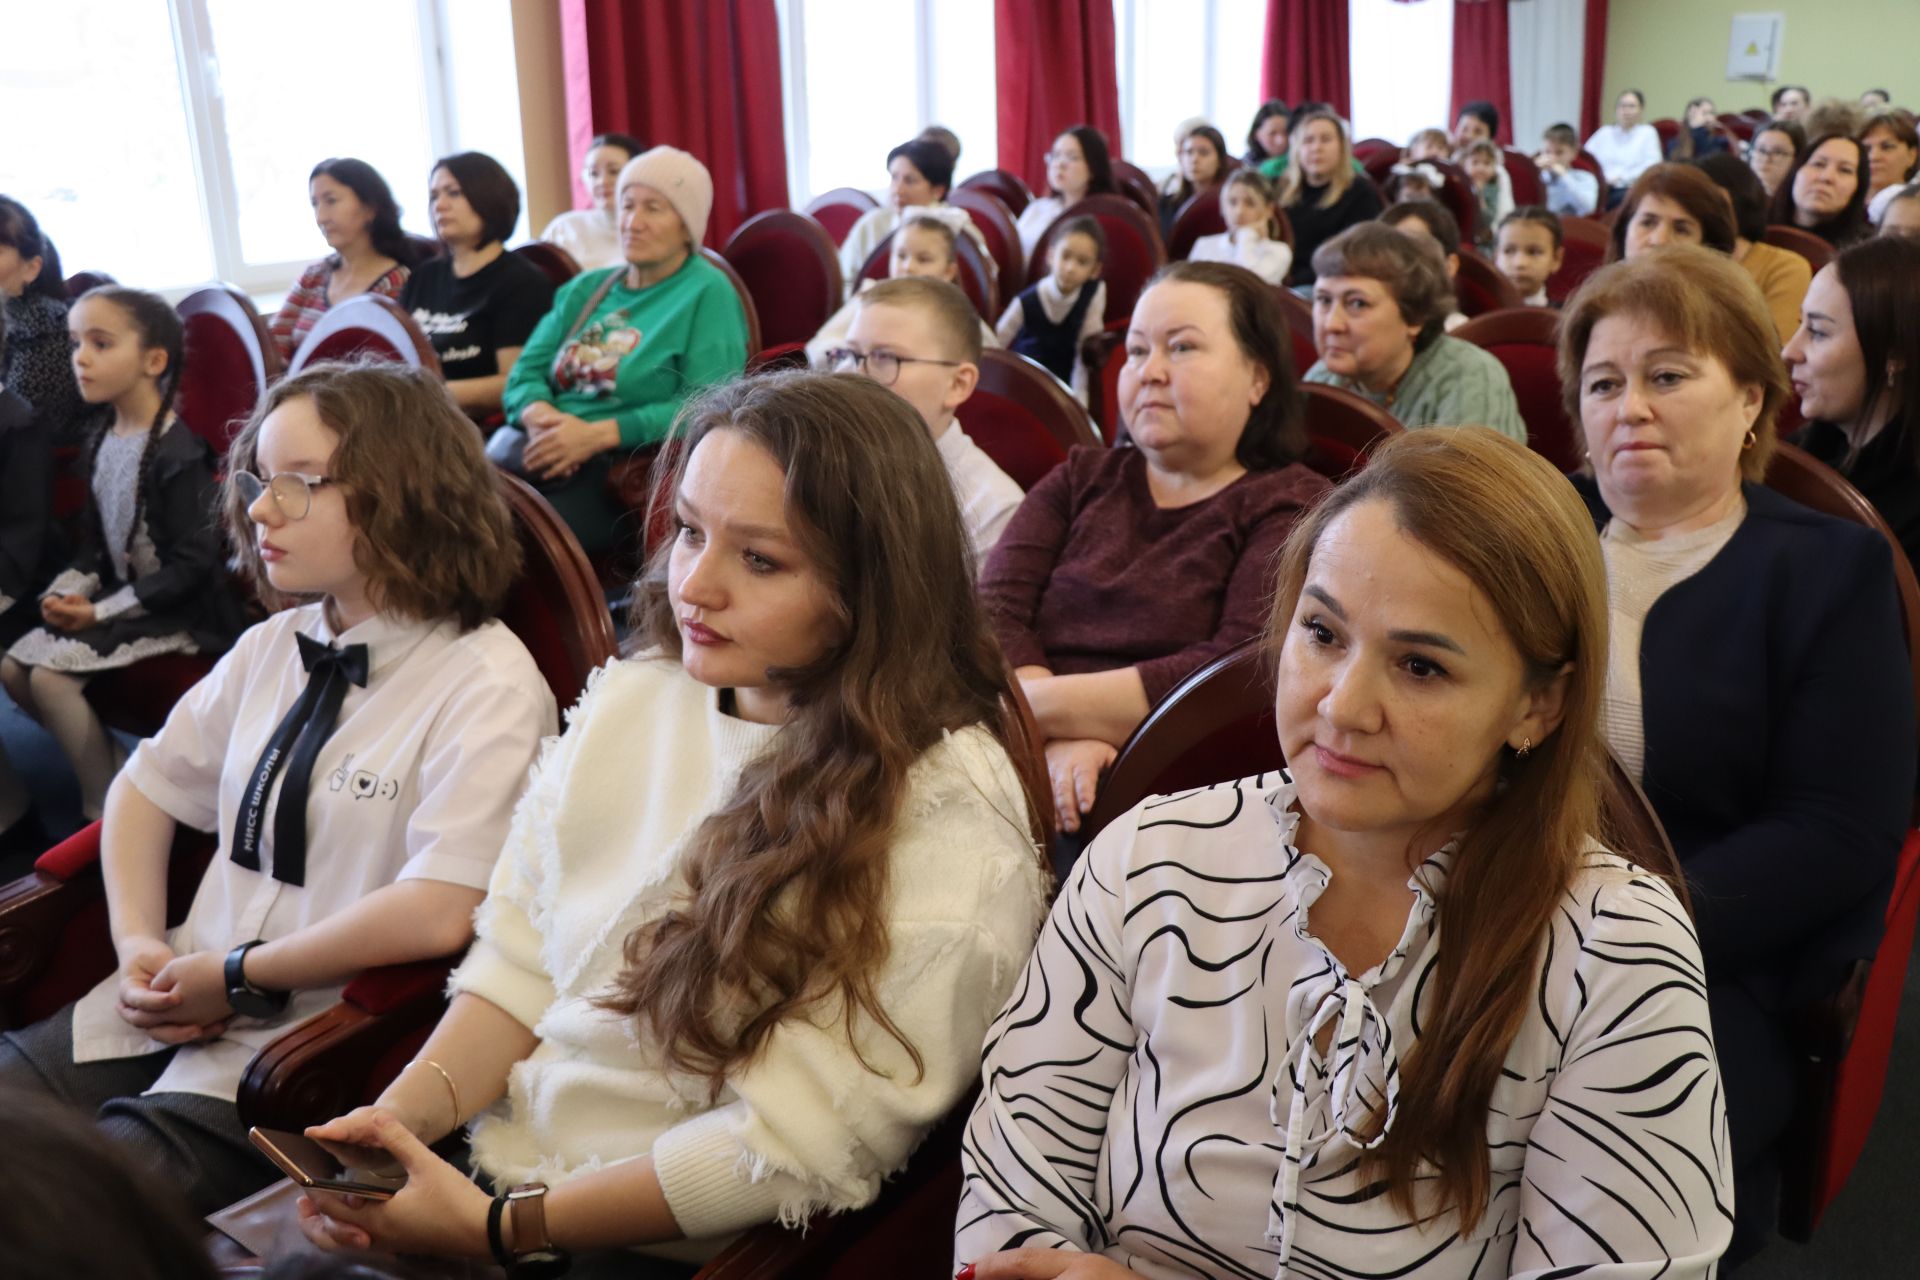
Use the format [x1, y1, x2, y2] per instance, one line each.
[408, 1057, 461, 1133]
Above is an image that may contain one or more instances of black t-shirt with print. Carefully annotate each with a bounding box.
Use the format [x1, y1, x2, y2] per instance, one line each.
[401, 251, 556, 382]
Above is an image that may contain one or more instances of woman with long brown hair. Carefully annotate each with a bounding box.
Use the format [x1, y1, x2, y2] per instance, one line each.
[297, 371, 1049, 1274]
[957, 428, 1731, 1279]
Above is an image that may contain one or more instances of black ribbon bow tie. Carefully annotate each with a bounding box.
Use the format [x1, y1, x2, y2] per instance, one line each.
[230, 634, 370, 887]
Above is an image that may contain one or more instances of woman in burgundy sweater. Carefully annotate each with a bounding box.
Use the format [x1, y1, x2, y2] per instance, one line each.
[983, 261, 1330, 833]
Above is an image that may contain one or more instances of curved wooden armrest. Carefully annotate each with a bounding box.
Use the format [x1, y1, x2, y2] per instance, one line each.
[236, 955, 459, 1132]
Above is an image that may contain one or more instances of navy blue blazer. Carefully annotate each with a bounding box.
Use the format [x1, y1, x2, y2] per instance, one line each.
[1577, 478, 1916, 1007]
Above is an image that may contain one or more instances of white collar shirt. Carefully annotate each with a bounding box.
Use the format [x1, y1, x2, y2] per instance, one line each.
[70, 603, 557, 1100]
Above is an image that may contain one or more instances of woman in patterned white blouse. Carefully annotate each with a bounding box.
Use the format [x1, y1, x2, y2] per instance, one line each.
[957, 427, 1733, 1279]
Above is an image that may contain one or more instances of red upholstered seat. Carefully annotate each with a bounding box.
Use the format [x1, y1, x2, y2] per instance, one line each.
[1418, 157, 1479, 245]
[1355, 139, 1400, 187]
[722, 210, 844, 350]
[957, 168, 1033, 216]
[1110, 160, 1160, 217]
[175, 286, 281, 456]
[859, 229, 999, 321]
[511, 240, 581, 287]
[1503, 147, 1545, 206]
[801, 187, 878, 246]
[1166, 184, 1228, 262]
[948, 188, 1027, 295]
[1453, 307, 1580, 472]
[1762, 223, 1835, 274]
[1454, 248, 1524, 317]
[964, 350, 1101, 490]
[288, 294, 441, 375]
[1652, 118, 1681, 149]
[1719, 113, 1757, 142]
[1572, 150, 1606, 186]
[1028, 194, 1167, 325]
[1300, 382, 1403, 480]
[64, 270, 117, 298]
[1547, 215, 1610, 304]
[1762, 442, 1920, 1241]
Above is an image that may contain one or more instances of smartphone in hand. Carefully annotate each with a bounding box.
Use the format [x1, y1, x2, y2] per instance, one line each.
[249, 1127, 409, 1200]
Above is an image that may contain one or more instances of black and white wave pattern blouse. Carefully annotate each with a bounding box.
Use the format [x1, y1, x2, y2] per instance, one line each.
[957, 774, 1733, 1278]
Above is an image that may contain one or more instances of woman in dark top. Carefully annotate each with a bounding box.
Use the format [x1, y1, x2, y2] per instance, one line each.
[1277, 109, 1384, 286]
[1769, 132, 1871, 248]
[1560, 246, 1914, 1262]
[0, 197, 88, 446]
[1786, 235, 1920, 573]
[0, 305, 53, 653]
[1157, 123, 1227, 238]
[401, 152, 555, 417]
[982, 262, 1329, 833]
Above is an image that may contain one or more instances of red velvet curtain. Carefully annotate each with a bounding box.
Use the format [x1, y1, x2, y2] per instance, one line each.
[996, 0, 1125, 191]
[558, 0, 788, 247]
[1580, 0, 1610, 139]
[1449, 1, 1512, 144]
[1260, 0, 1351, 119]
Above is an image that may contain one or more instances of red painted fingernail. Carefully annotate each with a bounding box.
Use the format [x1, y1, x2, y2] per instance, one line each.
[956, 1267, 976, 1280]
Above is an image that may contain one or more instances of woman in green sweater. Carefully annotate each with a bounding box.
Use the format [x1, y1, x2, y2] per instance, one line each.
[498, 146, 747, 552]
[1303, 222, 1525, 442]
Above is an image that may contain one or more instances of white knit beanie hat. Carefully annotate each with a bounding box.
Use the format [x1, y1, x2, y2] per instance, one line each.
[618, 146, 714, 248]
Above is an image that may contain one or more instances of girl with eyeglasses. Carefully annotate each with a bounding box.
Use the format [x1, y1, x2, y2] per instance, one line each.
[0, 362, 556, 1215]
[0, 288, 241, 857]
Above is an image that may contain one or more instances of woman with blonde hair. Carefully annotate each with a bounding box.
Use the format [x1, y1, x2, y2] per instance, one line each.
[297, 372, 1050, 1273]
[1276, 109, 1382, 285]
[1561, 245, 1914, 1260]
[959, 425, 1731, 1278]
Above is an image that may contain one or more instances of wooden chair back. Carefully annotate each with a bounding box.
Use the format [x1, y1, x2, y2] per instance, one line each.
[965, 349, 1101, 490]
[1453, 306, 1582, 473]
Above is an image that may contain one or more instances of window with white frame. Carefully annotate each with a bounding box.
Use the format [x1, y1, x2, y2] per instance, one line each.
[774, 0, 997, 208]
[1347, 0, 1453, 148]
[1115, 0, 1266, 176]
[0, 0, 525, 296]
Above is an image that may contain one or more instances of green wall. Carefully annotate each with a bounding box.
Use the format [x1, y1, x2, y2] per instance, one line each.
[1602, 1, 1920, 118]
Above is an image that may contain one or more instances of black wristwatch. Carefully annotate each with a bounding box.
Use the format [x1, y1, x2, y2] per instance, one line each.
[223, 940, 290, 1018]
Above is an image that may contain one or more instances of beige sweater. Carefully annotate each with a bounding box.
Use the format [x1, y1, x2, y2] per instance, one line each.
[451, 655, 1047, 1257]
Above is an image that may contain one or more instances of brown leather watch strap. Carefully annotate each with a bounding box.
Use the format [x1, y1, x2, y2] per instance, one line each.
[505, 1182, 552, 1254]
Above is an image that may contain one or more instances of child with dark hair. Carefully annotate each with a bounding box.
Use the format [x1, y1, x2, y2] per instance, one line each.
[1189, 170, 1294, 285]
[995, 215, 1107, 401]
[1379, 199, 1468, 331]
[1495, 206, 1565, 306]
[402, 152, 555, 416]
[1, 288, 240, 835]
[0, 196, 89, 445]
[541, 132, 645, 270]
[1535, 123, 1600, 216]
[1462, 138, 1511, 249]
[838, 138, 988, 299]
[271, 159, 416, 362]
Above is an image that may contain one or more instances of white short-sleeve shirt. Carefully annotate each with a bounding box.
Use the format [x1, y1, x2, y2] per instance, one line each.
[69, 603, 558, 1100]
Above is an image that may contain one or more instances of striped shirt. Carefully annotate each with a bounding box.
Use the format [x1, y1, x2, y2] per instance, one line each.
[957, 774, 1733, 1278]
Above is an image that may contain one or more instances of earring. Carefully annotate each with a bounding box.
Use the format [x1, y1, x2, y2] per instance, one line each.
[1516, 737, 1533, 759]
[1742, 429, 1756, 451]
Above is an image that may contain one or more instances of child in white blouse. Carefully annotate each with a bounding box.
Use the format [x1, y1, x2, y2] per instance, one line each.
[1187, 169, 1295, 285]
[805, 214, 998, 369]
[294, 372, 1049, 1271]
[959, 428, 1731, 1279]
[0, 363, 557, 1214]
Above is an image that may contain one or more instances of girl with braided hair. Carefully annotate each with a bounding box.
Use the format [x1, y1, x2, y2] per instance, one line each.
[0, 287, 241, 833]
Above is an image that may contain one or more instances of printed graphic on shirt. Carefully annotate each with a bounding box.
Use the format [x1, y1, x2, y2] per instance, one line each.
[553, 317, 642, 397]
[411, 306, 483, 367]
[329, 752, 400, 801]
